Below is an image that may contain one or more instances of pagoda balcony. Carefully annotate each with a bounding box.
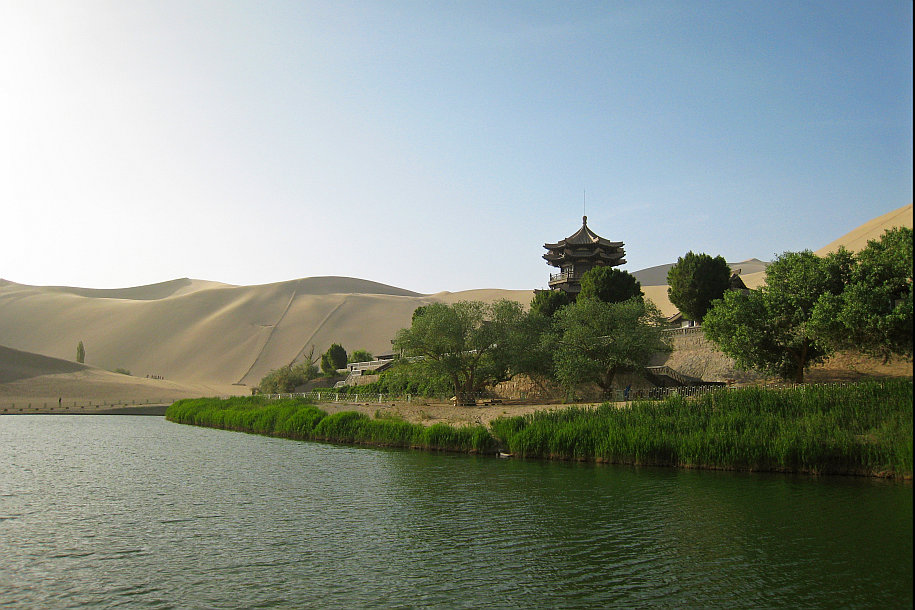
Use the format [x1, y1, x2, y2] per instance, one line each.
[549, 271, 580, 285]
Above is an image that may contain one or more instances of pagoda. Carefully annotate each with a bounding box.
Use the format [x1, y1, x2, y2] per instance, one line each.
[543, 215, 626, 294]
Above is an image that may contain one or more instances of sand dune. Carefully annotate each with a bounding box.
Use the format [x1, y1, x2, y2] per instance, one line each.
[0, 275, 533, 390]
[633, 205, 912, 315]
[0, 345, 89, 384]
[634, 258, 770, 317]
[0, 345, 238, 407]
[1, 205, 909, 400]
[633, 258, 769, 287]
[815, 204, 912, 256]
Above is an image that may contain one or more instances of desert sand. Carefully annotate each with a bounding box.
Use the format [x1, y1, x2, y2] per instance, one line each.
[1, 204, 911, 413]
[815, 203, 913, 256]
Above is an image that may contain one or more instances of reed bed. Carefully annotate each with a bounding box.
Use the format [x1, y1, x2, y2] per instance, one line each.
[165, 396, 494, 454]
[489, 379, 912, 477]
[166, 381, 911, 477]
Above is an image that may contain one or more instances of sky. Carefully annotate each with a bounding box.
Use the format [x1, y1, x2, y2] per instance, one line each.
[1, 1, 912, 294]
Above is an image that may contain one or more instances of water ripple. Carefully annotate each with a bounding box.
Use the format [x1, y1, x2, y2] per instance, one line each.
[0, 416, 910, 608]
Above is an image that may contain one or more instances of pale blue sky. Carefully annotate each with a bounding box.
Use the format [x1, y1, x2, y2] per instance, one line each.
[1, 1, 911, 293]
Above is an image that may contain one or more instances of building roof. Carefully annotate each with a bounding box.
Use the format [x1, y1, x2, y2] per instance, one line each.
[543, 216, 625, 267]
[543, 216, 623, 250]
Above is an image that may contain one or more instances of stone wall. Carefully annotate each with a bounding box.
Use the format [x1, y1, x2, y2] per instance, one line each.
[655, 329, 762, 384]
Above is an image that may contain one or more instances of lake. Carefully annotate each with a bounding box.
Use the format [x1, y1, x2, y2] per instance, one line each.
[1, 415, 911, 608]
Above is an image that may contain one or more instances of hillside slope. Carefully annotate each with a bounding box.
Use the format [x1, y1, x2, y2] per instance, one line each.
[0, 344, 236, 404]
[1, 204, 909, 391]
[639, 203, 913, 315]
[0, 276, 533, 387]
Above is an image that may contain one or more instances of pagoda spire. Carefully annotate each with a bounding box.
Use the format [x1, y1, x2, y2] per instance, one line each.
[542, 216, 625, 294]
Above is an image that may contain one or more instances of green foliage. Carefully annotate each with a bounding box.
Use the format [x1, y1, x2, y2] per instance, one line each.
[76, 340, 85, 364]
[490, 380, 912, 477]
[166, 396, 495, 453]
[551, 297, 670, 391]
[393, 300, 529, 404]
[342, 359, 453, 397]
[411, 305, 429, 322]
[113, 367, 131, 376]
[530, 289, 573, 317]
[578, 267, 642, 304]
[501, 308, 556, 382]
[348, 349, 374, 363]
[321, 343, 348, 376]
[166, 381, 913, 477]
[666, 251, 732, 321]
[703, 250, 853, 382]
[259, 362, 319, 393]
[809, 227, 913, 360]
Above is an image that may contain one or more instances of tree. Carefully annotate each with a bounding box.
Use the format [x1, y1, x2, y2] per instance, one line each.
[667, 251, 732, 321]
[530, 289, 573, 317]
[551, 297, 669, 392]
[393, 300, 526, 405]
[411, 305, 429, 322]
[348, 349, 375, 363]
[703, 249, 854, 382]
[809, 227, 913, 360]
[321, 343, 348, 376]
[259, 362, 319, 393]
[578, 267, 642, 303]
[76, 341, 85, 364]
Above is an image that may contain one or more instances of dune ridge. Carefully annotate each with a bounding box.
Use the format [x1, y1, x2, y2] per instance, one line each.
[815, 204, 913, 256]
[1, 204, 910, 401]
[0, 276, 533, 389]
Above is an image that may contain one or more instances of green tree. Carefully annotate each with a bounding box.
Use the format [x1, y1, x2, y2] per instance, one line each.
[530, 289, 573, 317]
[810, 227, 913, 360]
[321, 343, 348, 376]
[667, 251, 732, 321]
[76, 340, 85, 364]
[259, 362, 319, 393]
[552, 297, 669, 392]
[703, 249, 854, 382]
[358, 358, 454, 397]
[411, 305, 429, 322]
[348, 349, 375, 363]
[578, 267, 642, 303]
[393, 300, 526, 405]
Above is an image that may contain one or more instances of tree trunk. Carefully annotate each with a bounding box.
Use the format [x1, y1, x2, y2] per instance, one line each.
[790, 341, 808, 384]
[597, 366, 617, 393]
[450, 373, 462, 404]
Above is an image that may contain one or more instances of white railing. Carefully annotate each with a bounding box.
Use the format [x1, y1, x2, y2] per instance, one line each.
[662, 326, 704, 336]
[262, 391, 414, 404]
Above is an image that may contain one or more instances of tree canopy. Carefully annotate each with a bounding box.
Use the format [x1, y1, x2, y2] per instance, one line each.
[348, 349, 374, 363]
[393, 300, 528, 404]
[530, 289, 573, 317]
[259, 362, 319, 393]
[667, 251, 732, 321]
[809, 227, 913, 360]
[321, 343, 348, 376]
[578, 267, 642, 303]
[551, 297, 669, 392]
[703, 249, 854, 382]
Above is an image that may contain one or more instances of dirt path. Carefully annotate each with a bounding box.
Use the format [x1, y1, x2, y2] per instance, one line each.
[315, 398, 600, 427]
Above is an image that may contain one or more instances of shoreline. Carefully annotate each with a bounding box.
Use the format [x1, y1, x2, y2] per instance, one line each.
[166, 381, 914, 479]
[1, 404, 170, 416]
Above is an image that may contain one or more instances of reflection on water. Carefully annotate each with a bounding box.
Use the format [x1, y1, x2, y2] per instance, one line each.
[0, 416, 911, 608]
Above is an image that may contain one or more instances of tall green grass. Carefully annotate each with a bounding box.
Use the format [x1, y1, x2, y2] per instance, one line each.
[167, 381, 911, 477]
[489, 379, 912, 477]
[165, 396, 494, 454]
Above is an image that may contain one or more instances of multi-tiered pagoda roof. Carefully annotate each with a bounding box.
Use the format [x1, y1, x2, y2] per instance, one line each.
[543, 216, 626, 293]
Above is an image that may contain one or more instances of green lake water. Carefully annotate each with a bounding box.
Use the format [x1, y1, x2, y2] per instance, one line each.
[1, 415, 911, 608]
